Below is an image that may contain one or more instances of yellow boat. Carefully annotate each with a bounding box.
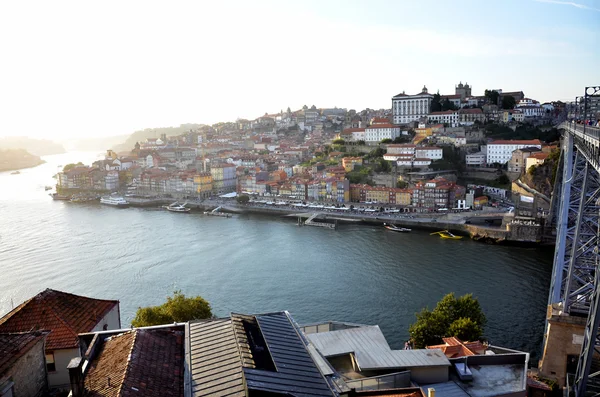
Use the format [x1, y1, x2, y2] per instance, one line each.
[430, 230, 463, 239]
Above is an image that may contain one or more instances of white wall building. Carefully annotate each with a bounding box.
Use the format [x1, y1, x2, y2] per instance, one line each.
[486, 139, 542, 164]
[364, 123, 401, 143]
[466, 152, 486, 167]
[415, 147, 443, 160]
[392, 86, 433, 125]
[519, 106, 545, 118]
[386, 144, 416, 155]
[427, 111, 459, 127]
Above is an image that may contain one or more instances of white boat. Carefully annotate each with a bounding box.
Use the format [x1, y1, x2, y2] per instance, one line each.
[163, 201, 190, 213]
[100, 195, 130, 208]
[383, 223, 411, 233]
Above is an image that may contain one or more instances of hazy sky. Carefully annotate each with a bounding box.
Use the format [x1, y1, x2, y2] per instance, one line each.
[0, 0, 598, 139]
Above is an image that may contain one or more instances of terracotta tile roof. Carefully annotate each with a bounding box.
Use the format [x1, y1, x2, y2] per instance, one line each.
[84, 329, 184, 396]
[0, 331, 49, 375]
[0, 289, 119, 351]
[528, 152, 549, 160]
[366, 123, 397, 129]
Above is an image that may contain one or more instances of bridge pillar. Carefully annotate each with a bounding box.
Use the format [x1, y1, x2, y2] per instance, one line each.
[539, 307, 586, 387]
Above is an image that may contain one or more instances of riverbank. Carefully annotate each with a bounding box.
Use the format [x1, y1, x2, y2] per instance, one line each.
[57, 194, 544, 245]
[203, 201, 544, 245]
[0, 148, 45, 172]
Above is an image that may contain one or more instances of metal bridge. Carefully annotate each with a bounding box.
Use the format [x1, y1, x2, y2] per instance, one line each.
[545, 86, 600, 396]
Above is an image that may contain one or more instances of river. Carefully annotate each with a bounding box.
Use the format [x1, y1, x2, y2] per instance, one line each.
[0, 151, 554, 360]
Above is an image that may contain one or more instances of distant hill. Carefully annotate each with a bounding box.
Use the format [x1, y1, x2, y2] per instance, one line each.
[66, 134, 130, 152]
[0, 137, 65, 156]
[113, 124, 206, 152]
[0, 148, 44, 172]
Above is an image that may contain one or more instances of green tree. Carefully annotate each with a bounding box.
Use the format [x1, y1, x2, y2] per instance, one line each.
[375, 158, 391, 172]
[448, 317, 483, 342]
[356, 140, 366, 146]
[63, 162, 84, 172]
[396, 180, 408, 188]
[484, 89, 500, 105]
[442, 99, 457, 111]
[496, 174, 510, 185]
[430, 92, 442, 112]
[380, 138, 392, 144]
[131, 290, 212, 327]
[332, 138, 345, 145]
[502, 96, 516, 110]
[392, 136, 410, 144]
[236, 194, 250, 204]
[409, 292, 486, 348]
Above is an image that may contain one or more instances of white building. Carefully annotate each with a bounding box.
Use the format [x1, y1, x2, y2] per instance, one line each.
[415, 147, 443, 160]
[105, 171, 119, 191]
[486, 139, 542, 164]
[338, 128, 365, 142]
[427, 111, 459, 127]
[518, 106, 545, 118]
[412, 158, 432, 167]
[364, 123, 401, 143]
[386, 144, 416, 155]
[466, 152, 486, 167]
[392, 86, 433, 125]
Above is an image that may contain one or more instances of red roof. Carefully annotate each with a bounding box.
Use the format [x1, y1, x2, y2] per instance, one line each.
[490, 139, 542, 145]
[0, 331, 49, 374]
[342, 128, 365, 133]
[0, 289, 119, 350]
[84, 329, 184, 396]
[528, 152, 549, 160]
[366, 123, 397, 129]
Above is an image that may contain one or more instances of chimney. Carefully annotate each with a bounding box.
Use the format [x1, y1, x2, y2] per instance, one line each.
[427, 388, 436, 397]
[67, 357, 84, 397]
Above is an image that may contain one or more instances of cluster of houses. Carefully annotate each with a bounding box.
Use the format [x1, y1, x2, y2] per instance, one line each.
[0, 288, 551, 397]
[55, 82, 559, 210]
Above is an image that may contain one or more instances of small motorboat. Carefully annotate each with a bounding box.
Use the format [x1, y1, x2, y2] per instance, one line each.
[49, 193, 72, 200]
[163, 202, 191, 213]
[383, 223, 411, 233]
[10, 171, 20, 175]
[45, 186, 53, 191]
[430, 230, 463, 239]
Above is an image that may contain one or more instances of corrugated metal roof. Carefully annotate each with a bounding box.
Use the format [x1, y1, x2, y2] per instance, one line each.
[242, 312, 336, 396]
[188, 319, 246, 397]
[306, 325, 450, 370]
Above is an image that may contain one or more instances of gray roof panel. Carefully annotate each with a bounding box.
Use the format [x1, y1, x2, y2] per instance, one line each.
[306, 325, 450, 370]
[242, 312, 335, 397]
[189, 319, 245, 397]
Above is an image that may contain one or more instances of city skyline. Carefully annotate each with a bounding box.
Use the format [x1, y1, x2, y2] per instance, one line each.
[0, 0, 598, 139]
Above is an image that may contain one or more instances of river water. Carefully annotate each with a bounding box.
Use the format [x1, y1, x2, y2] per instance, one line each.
[0, 152, 554, 359]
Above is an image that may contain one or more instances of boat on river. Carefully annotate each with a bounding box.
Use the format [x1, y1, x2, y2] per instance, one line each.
[163, 202, 191, 213]
[10, 171, 20, 175]
[100, 195, 130, 208]
[383, 223, 411, 233]
[44, 186, 53, 191]
[49, 193, 71, 200]
[430, 230, 463, 239]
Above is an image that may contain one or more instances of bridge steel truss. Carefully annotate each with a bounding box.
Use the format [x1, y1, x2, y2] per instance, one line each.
[547, 86, 600, 396]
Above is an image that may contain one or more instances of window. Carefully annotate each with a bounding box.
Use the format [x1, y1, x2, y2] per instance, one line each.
[46, 352, 56, 372]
